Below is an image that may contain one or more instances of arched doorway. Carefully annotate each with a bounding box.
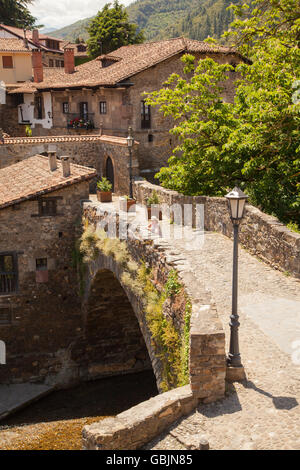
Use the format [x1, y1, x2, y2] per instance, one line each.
[105, 157, 114, 192]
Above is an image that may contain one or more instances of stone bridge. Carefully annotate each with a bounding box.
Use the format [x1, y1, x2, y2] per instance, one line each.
[81, 180, 299, 450]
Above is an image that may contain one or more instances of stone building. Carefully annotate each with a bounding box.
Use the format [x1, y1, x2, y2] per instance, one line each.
[6, 37, 248, 179]
[0, 154, 96, 383]
[0, 25, 64, 69]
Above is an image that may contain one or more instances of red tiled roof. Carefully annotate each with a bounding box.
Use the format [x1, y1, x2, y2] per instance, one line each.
[0, 155, 96, 209]
[0, 24, 63, 42]
[0, 24, 64, 54]
[0, 37, 32, 52]
[31, 37, 245, 91]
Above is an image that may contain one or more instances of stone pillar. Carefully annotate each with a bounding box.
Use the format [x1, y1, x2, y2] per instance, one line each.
[48, 151, 57, 171]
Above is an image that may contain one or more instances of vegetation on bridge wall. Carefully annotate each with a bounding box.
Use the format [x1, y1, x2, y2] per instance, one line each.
[78, 222, 191, 392]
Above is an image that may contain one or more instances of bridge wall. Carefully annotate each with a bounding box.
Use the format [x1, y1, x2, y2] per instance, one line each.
[83, 202, 226, 401]
[134, 181, 300, 279]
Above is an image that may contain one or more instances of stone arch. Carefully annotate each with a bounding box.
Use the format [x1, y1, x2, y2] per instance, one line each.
[80, 253, 160, 387]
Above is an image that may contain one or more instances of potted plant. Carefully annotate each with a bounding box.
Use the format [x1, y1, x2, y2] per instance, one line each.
[119, 195, 136, 212]
[97, 177, 112, 202]
[146, 191, 162, 220]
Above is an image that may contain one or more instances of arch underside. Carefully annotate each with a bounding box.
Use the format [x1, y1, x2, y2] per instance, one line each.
[78, 268, 153, 381]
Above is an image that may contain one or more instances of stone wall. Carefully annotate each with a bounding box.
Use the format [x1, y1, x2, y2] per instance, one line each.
[0, 99, 26, 137]
[0, 135, 139, 195]
[133, 181, 300, 278]
[0, 182, 89, 385]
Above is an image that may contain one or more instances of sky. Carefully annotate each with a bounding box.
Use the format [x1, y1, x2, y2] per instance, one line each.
[29, 0, 134, 30]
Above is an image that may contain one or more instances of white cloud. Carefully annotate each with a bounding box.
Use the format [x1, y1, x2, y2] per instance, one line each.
[29, 0, 134, 30]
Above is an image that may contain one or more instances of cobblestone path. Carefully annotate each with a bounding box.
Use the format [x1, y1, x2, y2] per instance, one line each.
[146, 231, 300, 450]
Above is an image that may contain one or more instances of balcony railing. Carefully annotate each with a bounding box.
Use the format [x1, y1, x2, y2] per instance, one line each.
[66, 113, 95, 130]
[0, 273, 17, 295]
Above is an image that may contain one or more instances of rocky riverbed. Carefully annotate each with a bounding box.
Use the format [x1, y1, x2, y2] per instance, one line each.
[0, 371, 157, 450]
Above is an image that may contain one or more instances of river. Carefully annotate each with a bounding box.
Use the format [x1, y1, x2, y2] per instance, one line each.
[0, 370, 158, 450]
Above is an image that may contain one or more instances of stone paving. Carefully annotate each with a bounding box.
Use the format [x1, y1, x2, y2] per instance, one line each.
[145, 231, 300, 450]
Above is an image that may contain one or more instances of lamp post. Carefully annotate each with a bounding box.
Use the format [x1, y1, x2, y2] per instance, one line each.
[225, 186, 248, 376]
[127, 126, 134, 199]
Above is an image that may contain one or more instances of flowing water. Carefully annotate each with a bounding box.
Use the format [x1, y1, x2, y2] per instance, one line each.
[0, 371, 158, 450]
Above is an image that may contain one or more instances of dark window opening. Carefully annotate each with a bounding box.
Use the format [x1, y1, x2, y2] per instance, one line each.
[141, 100, 151, 129]
[63, 102, 69, 114]
[59, 232, 63, 238]
[55, 60, 60, 67]
[0, 253, 18, 295]
[79, 102, 88, 120]
[49, 59, 54, 67]
[99, 101, 107, 114]
[148, 134, 154, 143]
[2, 56, 13, 68]
[0, 307, 12, 325]
[39, 198, 57, 216]
[36, 258, 48, 271]
[36, 95, 43, 120]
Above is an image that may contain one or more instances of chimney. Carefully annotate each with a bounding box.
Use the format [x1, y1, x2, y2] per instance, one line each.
[48, 151, 57, 171]
[64, 48, 75, 74]
[61, 156, 71, 177]
[32, 29, 39, 44]
[32, 49, 43, 83]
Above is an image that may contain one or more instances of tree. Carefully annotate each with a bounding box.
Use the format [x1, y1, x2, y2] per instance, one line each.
[0, 0, 38, 29]
[87, 1, 145, 58]
[146, 0, 300, 226]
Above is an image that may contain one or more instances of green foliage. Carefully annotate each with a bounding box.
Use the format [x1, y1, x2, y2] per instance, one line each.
[0, 0, 39, 29]
[164, 269, 181, 297]
[146, 1, 300, 226]
[25, 125, 32, 137]
[127, 0, 241, 42]
[97, 177, 112, 192]
[79, 223, 191, 392]
[87, 0, 145, 58]
[72, 240, 87, 297]
[146, 190, 160, 206]
[287, 221, 300, 233]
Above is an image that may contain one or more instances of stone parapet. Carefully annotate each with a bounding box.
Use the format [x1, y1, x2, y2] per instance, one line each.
[133, 181, 300, 278]
[82, 385, 198, 450]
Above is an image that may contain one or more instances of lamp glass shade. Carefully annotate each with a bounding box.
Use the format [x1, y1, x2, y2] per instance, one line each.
[225, 186, 248, 221]
[127, 135, 134, 148]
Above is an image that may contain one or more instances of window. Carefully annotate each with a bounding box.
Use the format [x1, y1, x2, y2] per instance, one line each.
[63, 102, 69, 114]
[0, 253, 18, 295]
[61, 61, 64, 67]
[55, 60, 60, 67]
[148, 134, 154, 143]
[2, 56, 13, 68]
[79, 102, 88, 120]
[36, 258, 47, 271]
[99, 101, 107, 114]
[141, 100, 151, 129]
[36, 95, 43, 120]
[49, 59, 54, 67]
[0, 307, 12, 325]
[38, 198, 57, 216]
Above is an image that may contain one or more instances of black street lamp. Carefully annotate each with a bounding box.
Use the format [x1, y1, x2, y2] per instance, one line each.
[225, 186, 248, 374]
[127, 126, 134, 199]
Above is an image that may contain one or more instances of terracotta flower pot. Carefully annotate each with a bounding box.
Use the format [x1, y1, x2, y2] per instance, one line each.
[147, 206, 162, 220]
[126, 199, 136, 211]
[97, 190, 112, 203]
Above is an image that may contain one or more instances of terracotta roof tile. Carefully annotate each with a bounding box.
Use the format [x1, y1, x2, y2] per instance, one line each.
[0, 155, 96, 209]
[0, 38, 32, 52]
[32, 37, 245, 91]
